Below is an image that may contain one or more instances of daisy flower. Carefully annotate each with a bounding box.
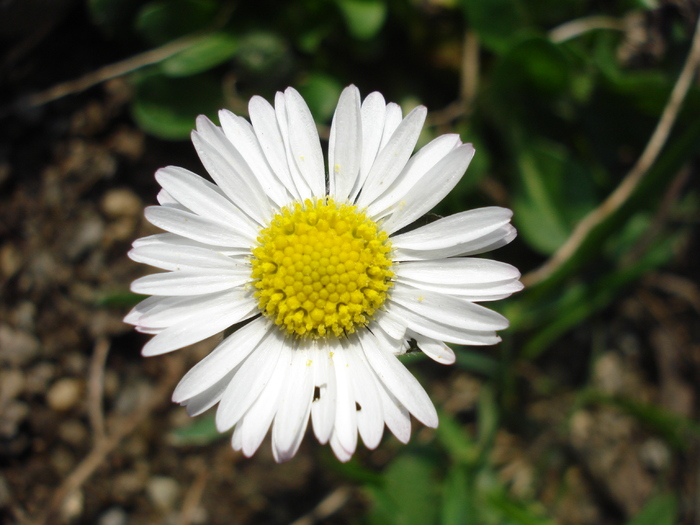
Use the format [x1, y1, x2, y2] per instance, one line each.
[125, 85, 522, 462]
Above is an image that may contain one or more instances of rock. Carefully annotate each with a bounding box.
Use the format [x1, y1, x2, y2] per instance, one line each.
[46, 378, 83, 411]
[61, 489, 84, 522]
[0, 369, 25, 401]
[98, 506, 128, 525]
[0, 400, 29, 438]
[65, 215, 105, 261]
[59, 420, 88, 447]
[0, 325, 40, 366]
[101, 188, 142, 218]
[146, 476, 180, 512]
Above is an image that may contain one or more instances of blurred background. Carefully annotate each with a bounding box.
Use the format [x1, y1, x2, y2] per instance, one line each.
[1, 0, 699, 523]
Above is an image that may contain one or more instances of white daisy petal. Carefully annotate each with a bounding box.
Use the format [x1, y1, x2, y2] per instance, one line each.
[411, 331, 456, 365]
[155, 166, 259, 239]
[356, 105, 428, 208]
[311, 344, 336, 445]
[274, 91, 314, 200]
[239, 343, 293, 457]
[379, 102, 403, 150]
[215, 330, 285, 432]
[272, 346, 315, 459]
[127, 85, 521, 463]
[328, 85, 362, 202]
[144, 206, 250, 248]
[375, 374, 411, 444]
[391, 207, 515, 260]
[351, 92, 386, 201]
[191, 124, 271, 225]
[359, 329, 437, 428]
[248, 95, 299, 199]
[182, 368, 237, 417]
[219, 109, 291, 207]
[345, 340, 384, 449]
[380, 143, 476, 235]
[367, 133, 462, 220]
[130, 270, 248, 296]
[172, 317, 271, 403]
[128, 243, 246, 272]
[391, 283, 509, 331]
[332, 340, 358, 456]
[141, 294, 257, 357]
[387, 301, 502, 346]
[284, 87, 326, 197]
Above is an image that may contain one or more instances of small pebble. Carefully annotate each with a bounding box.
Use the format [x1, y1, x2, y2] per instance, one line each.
[59, 420, 88, 447]
[0, 400, 29, 438]
[0, 325, 40, 366]
[61, 489, 84, 521]
[46, 378, 83, 411]
[65, 216, 105, 261]
[146, 476, 180, 511]
[0, 369, 25, 401]
[98, 506, 128, 525]
[101, 188, 142, 218]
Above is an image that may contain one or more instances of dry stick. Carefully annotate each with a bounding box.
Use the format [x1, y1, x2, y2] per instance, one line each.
[30, 358, 183, 525]
[289, 486, 352, 525]
[14, 33, 206, 111]
[176, 462, 209, 525]
[88, 338, 110, 444]
[522, 15, 700, 288]
[548, 15, 625, 43]
[426, 29, 480, 127]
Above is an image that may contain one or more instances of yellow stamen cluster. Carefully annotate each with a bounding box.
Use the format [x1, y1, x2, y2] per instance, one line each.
[251, 198, 393, 338]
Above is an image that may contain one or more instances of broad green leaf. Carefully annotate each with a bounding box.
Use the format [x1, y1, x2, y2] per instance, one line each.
[626, 493, 676, 525]
[297, 73, 343, 122]
[458, 0, 529, 53]
[336, 0, 387, 40]
[512, 142, 575, 255]
[235, 31, 290, 73]
[131, 72, 223, 140]
[135, 0, 219, 46]
[367, 454, 440, 525]
[161, 32, 238, 77]
[437, 411, 479, 466]
[484, 490, 554, 525]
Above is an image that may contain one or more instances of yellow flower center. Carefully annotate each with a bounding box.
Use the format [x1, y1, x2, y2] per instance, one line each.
[251, 198, 393, 339]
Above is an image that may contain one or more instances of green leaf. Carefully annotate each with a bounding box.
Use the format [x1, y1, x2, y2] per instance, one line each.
[235, 31, 290, 73]
[458, 0, 529, 53]
[626, 493, 676, 525]
[167, 412, 223, 446]
[131, 72, 223, 140]
[484, 491, 554, 525]
[512, 141, 576, 255]
[454, 348, 499, 378]
[441, 465, 475, 525]
[160, 32, 238, 77]
[297, 73, 343, 122]
[336, 0, 387, 40]
[135, 0, 219, 46]
[437, 411, 479, 466]
[367, 454, 440, 525]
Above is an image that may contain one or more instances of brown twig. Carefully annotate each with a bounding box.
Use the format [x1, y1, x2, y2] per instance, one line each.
[88, 337, 110, 444]
[522, 15, 700, 288]
[10, 34, 205, 113]
[427, 29, 480, 127]
[176, 461, 210, 525]
[289, 486, 352, 525]
[548, 15, 625, 43]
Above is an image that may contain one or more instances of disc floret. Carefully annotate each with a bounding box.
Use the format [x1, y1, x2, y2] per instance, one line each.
[251, 198, 393, 338]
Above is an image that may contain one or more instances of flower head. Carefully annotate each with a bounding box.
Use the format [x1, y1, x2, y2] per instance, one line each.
[125, 85, 522, 462]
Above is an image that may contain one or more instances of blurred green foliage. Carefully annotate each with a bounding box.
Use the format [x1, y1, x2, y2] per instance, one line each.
[90, 0, 699, 522]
